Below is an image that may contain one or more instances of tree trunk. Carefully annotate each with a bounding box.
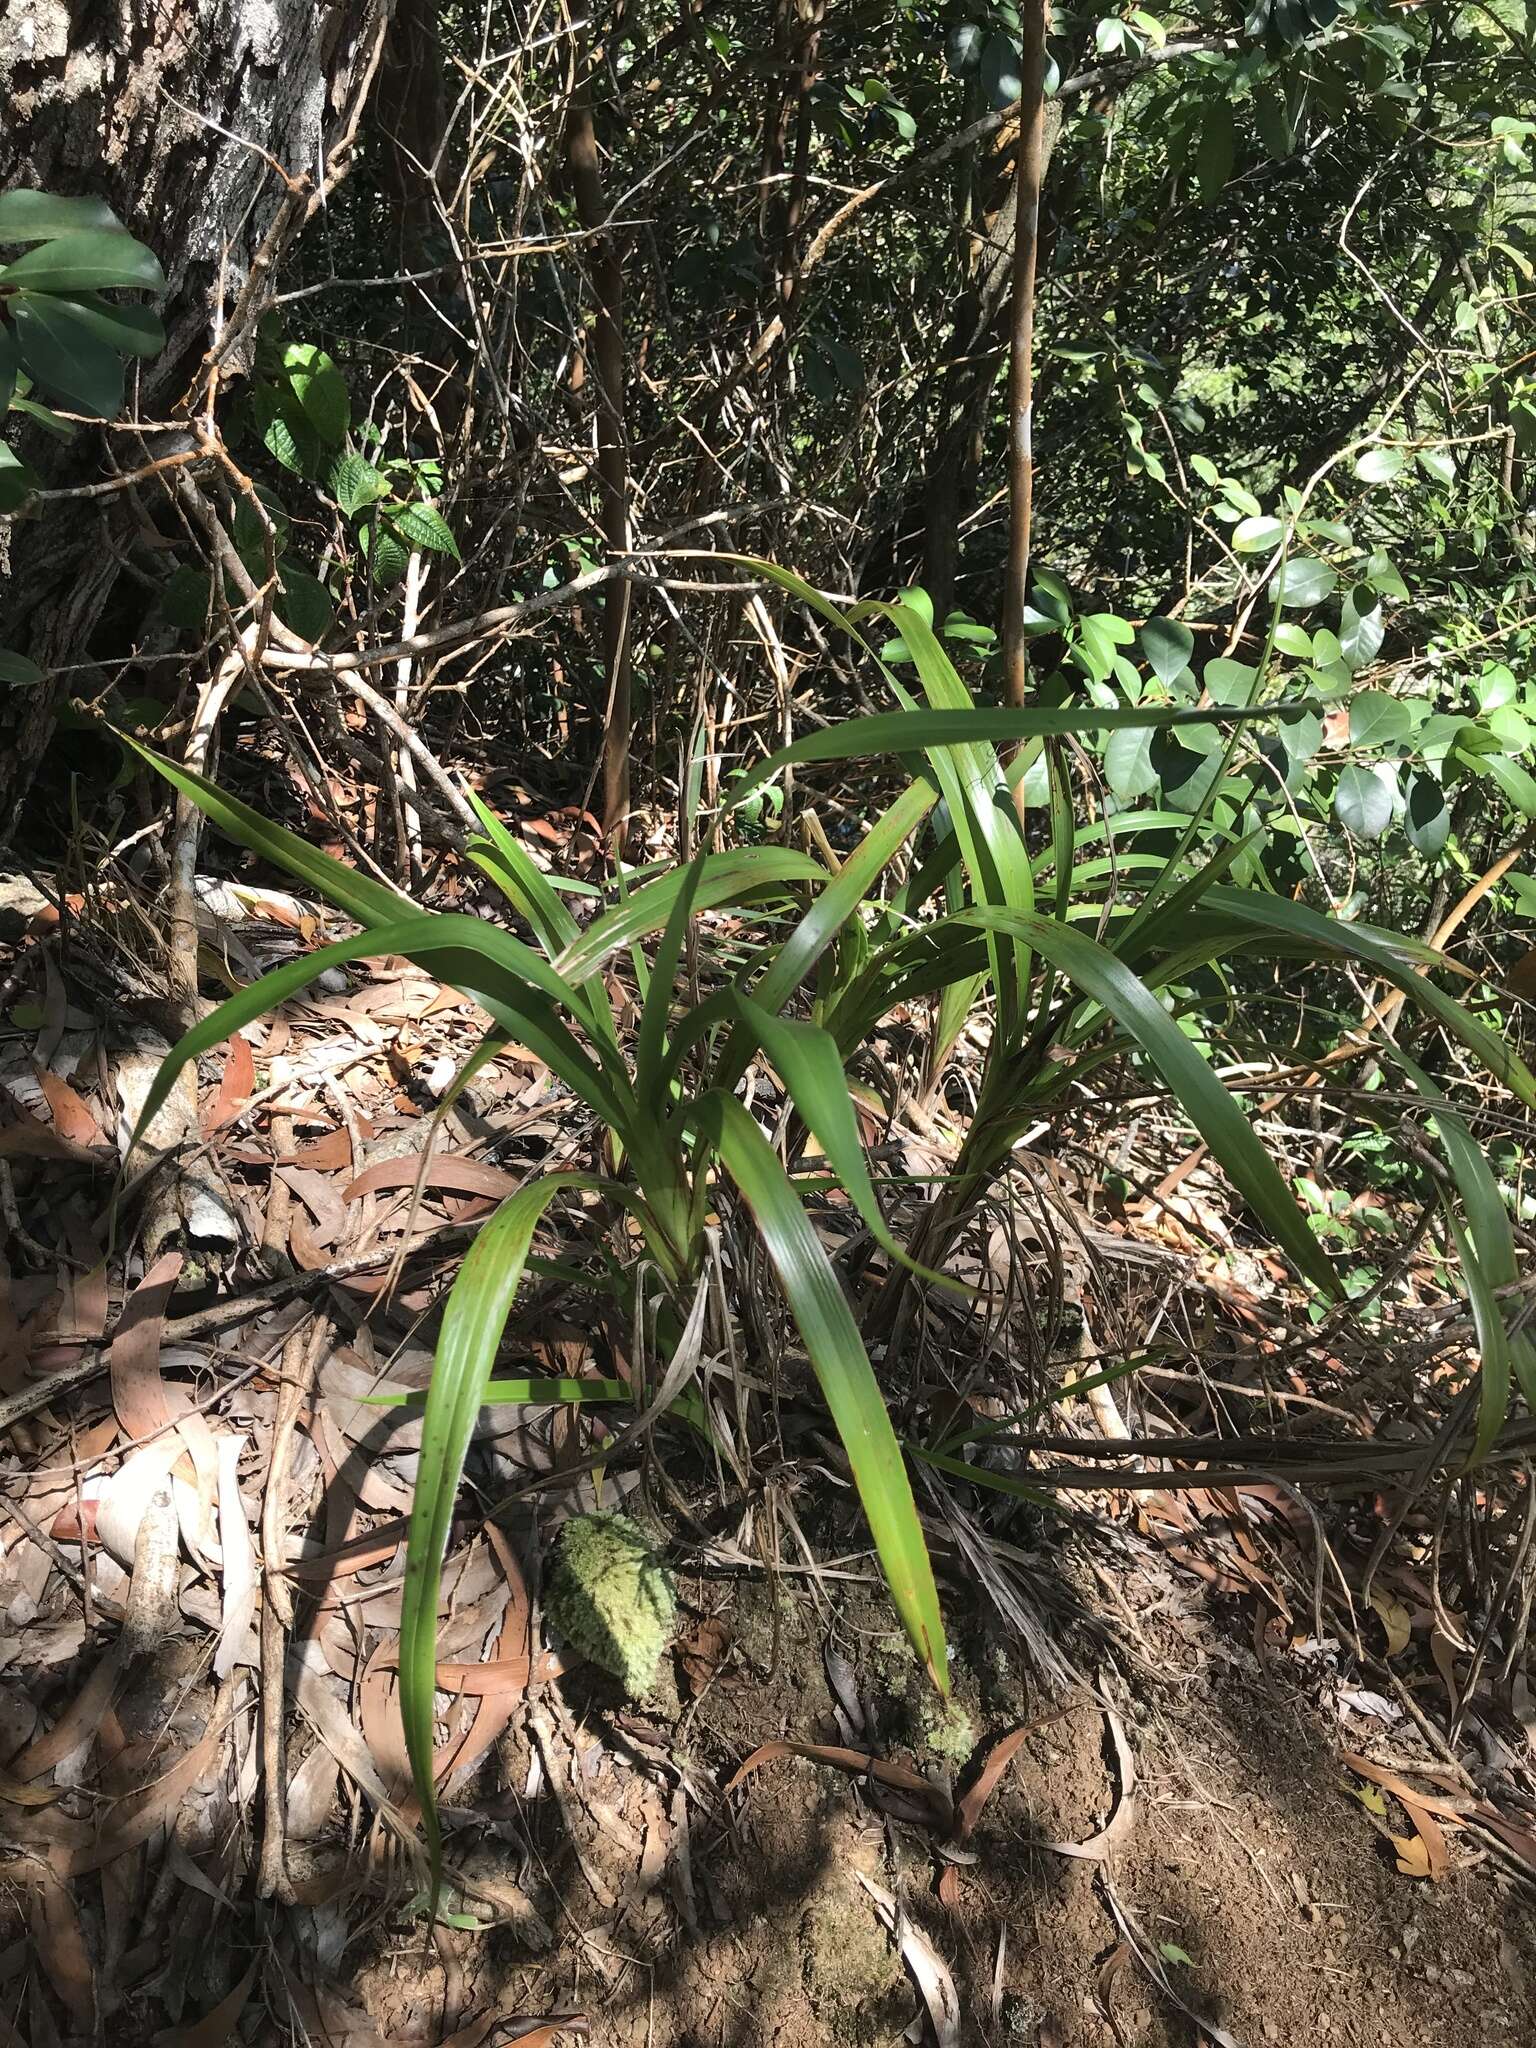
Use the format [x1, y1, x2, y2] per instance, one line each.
[920, 104, 1062, 624]
[0, 0, 392, 838]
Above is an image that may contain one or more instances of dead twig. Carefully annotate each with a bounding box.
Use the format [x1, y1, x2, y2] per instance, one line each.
[258, 1316, 331, 1901]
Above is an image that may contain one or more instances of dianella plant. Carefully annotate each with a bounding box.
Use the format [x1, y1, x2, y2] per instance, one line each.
[126, 558, 1535, 1892]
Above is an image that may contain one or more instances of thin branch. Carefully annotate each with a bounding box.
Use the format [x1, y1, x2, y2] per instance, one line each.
[1003, 0, 1050, 711]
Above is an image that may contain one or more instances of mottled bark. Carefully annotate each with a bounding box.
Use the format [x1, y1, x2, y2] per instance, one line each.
[0, 0, 392, 835]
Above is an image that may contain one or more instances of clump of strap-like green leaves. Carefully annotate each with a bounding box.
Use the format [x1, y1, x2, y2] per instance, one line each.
[126, 563, 1535, 1903]
[738, 565, 1536, 1479]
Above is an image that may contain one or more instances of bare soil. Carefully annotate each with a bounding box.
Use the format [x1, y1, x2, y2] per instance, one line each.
[352, 1562, 1535, 2048]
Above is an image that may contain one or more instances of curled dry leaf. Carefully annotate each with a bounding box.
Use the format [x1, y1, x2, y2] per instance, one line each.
[213, 1433, 257, 1677]
[855, 1872, 962, 2048]
[1047, 1710, 1137, 1861]
[343, 1154, 523, 1202]
[721, 1740, 952, 1829]
[953, 1701, 1087, 1843]
[32, 1866, 95, 2029]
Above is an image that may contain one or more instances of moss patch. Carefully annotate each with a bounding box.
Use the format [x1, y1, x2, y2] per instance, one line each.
[544, 1510, 676, 1696]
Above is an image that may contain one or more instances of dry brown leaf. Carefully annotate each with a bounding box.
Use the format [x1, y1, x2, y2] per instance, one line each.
[65, 1711, 223, 1876]
[0, 1770, 59, 1807]
[1342, 1754, 1454, 1879]
[151, 1959, 257, 2047]
[109, 1252, 184, 1440]
[14, 1645, 127, 1780]
[358, 1644, 414, 1806]
[0, 1120, 106, 1163]
[1474, 1805, 1536, 1873]
[59, 1226, 109, 1342]
[1094, 1939, 1133, 2026]
[201, 1033, 256, 1136]
[856, 1872, 961, 2048]
[286, 1517, 409, 1586]
[35, 1069, 101, 1145]
[1369, 1589, 1412, 1657]
[1390, 1829, 1434, 1879]
[342, 1154, 522, 1202]
[678, 1615, 733, 1698]
[277, 1164, 348, 1245]
[721, 1740, 952, 1827]
[290, 1649, 411, 1832]
[953, 1701, 1086, 1844]
[32, 1866, 95, 2027]
[1047, 1710, 1137, 1861]
[289, 1126, 355, 1173]
[1340, 1753, 1467, 1824]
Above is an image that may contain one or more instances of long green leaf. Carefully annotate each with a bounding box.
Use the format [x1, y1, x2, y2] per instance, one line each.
[637, 852, 707, 1107]
[466, 835, 619, 1055]
[740, 996, 961, 1291]
[128, 738, 419, 926]
[463, 798, 581, 958]
[400, 1177, 578, 1903]
[1449, 1216, 1511, 1471]
[367, 1376, 627, 1407]
[126, 919, 623, 1140]
[125, 739, 646, 1113]
[699, 1090, 949, 1691]
[1200, 886, 1536, 1110]
[750, 779, 938, 1021]
[555, 846, 823, 984]
[955, 905, 1339, 1294]
[1387, 1045, 1536, 1448]
[876, 596, 1036, 1045]
[725, 701, 1315, 809]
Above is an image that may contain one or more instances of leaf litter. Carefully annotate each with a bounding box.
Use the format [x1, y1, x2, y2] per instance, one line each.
[0, 886, 1533, 2046]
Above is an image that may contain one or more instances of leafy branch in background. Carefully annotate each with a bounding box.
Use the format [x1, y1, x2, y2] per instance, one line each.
[0, 189, 165, 681]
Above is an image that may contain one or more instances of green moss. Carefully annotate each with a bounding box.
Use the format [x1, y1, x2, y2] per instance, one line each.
[917, 1690, 977, 1766]
[545, 1510, 677, 1696]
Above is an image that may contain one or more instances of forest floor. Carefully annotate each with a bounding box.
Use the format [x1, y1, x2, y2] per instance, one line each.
[1, 856, 1535, 2048]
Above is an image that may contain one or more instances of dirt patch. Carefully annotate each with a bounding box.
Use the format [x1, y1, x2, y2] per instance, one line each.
[329, 1565, 1536, 2048]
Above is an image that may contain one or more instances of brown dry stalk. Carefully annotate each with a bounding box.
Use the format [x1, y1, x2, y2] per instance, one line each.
[258, 1315, 331, 1901]
[1002, 0, 1051, 713]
